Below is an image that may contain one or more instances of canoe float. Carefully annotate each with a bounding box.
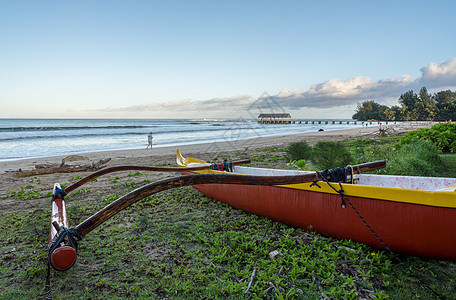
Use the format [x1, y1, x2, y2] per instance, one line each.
[176, 149, 456, 261]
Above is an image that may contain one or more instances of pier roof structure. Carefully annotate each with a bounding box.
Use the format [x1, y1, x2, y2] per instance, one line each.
[258, 113, 291, 124]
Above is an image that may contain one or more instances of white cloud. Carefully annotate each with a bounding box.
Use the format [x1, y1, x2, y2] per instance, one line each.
[92, 57, 456, 116]
[275, 58, 456, 109]
[276, 76, 377, 108]
[278, 74, 414, 108]
[418, 57, 456, 87]
[91, 95, 255, 114]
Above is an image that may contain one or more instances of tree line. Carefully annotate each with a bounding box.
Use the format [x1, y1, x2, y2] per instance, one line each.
[352, 87, 456, 121]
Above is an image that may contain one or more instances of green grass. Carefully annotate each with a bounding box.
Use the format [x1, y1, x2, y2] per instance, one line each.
[345, 137, 456, 177]
[1, 142, 456, 299]
[383, 139, 443, 177]
[440, 154, 456, 177]
[0, 187, 396, 299]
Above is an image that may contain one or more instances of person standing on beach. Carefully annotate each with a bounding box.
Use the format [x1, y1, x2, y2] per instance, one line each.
[146, 132, 153, 150]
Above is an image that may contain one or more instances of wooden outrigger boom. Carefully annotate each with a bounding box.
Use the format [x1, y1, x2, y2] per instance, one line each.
[63, 159, 250, 194]
[48, 159, 250, 270]
[47, 159, 385, 271]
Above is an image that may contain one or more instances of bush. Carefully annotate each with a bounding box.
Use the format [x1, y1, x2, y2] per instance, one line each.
[385, 139, 443, 176]
[398, 122, 456, 153]
[285, 141, 313, 161]
[311, 141, 353, 170]
[295, 159, 308, 170]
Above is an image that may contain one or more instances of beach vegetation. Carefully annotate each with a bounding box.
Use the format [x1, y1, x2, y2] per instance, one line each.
[294, 159, 308, 170]
[12, 184, 45, 200]
[235, 151, 249, 156]
[440, 154, 456, 177]
[383, 139, 443, 176]
[127, 171, 142, 177]
[343, 123, 456, 177]
[1, 182, 453, 299]
[66, 187, 93, 201]
[285, 141, 312, 162]
[251, 153, 284, 164]
[260, 147, 287, 153]
[286, 141, 354, 170]
[352, 87, 456, 121]
[69, 175, 83, 182]
[267, 154, 283, 163]
[155, 162, 173, 167]
[347, 136, 400, 164]
[2, 131, 456, 299]
[398, 122, 456, 153]
[310, 141, 354, 170]
[352, 100, 389, 121]
[124, 181, 135, 188]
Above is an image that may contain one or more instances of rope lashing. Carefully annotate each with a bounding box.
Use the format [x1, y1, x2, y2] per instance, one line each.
[337, 182, 346, 208]
[48, 227, 82, 270]
[45, 227, 83, 299]
[210, 159, 233, 172]
[51, 187, 67, 202]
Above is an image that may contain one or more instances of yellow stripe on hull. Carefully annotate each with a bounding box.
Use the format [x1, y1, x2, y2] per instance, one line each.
[178, 149, 456, 209]
[279, 182, 456, 209]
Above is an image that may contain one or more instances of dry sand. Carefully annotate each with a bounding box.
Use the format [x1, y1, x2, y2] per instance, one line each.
[0, 124, 423, 174]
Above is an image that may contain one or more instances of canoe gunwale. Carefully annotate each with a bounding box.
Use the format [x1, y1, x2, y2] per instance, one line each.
[188, 168, 456, 209]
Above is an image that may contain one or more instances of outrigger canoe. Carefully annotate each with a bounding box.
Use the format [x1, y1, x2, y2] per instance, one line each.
[177, 149, 456, 261]
[46, 150, 456, 273]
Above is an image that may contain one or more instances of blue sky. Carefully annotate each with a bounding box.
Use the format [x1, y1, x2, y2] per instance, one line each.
[1, 1, 455, 119]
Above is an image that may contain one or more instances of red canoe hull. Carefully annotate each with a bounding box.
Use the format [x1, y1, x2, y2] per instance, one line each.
[191, 183, 456, 261]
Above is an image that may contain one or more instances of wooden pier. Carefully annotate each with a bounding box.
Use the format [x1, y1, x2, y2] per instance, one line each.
[257, 115, 442, 126]
[289, 120, 397, 125]
[257, 114, 390, 125]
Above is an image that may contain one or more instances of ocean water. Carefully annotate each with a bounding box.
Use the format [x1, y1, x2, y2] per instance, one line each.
[0, 118, 362, 161]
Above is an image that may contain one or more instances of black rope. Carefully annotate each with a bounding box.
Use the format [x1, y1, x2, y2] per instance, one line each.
[45, 227, 82, 299]
[310, 181, 321, 188]
[316, 172, 445, 300]
[210, 159, 233, 172]
[45, 263, 52, 300]
[50, 228, 81, 264]
[47, 227, 82, 266]
[336, 182, 346, 208]
[51, 188, 67, 202]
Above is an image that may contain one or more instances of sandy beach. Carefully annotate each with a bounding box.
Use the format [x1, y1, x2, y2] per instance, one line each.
[0, 124, 417, 175]
[0, 123, 428, 208]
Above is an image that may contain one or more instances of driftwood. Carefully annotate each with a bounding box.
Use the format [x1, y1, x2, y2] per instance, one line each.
[13, 158, 111, 178]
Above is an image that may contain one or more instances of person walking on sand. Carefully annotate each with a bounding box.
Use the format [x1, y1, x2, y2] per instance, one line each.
[146, 132, 153, 150]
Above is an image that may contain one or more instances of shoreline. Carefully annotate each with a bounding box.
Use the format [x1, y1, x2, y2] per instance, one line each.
[0, 123, 431, 216]
[0, 124, 422, 174]
[0, 123, 374, 163]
